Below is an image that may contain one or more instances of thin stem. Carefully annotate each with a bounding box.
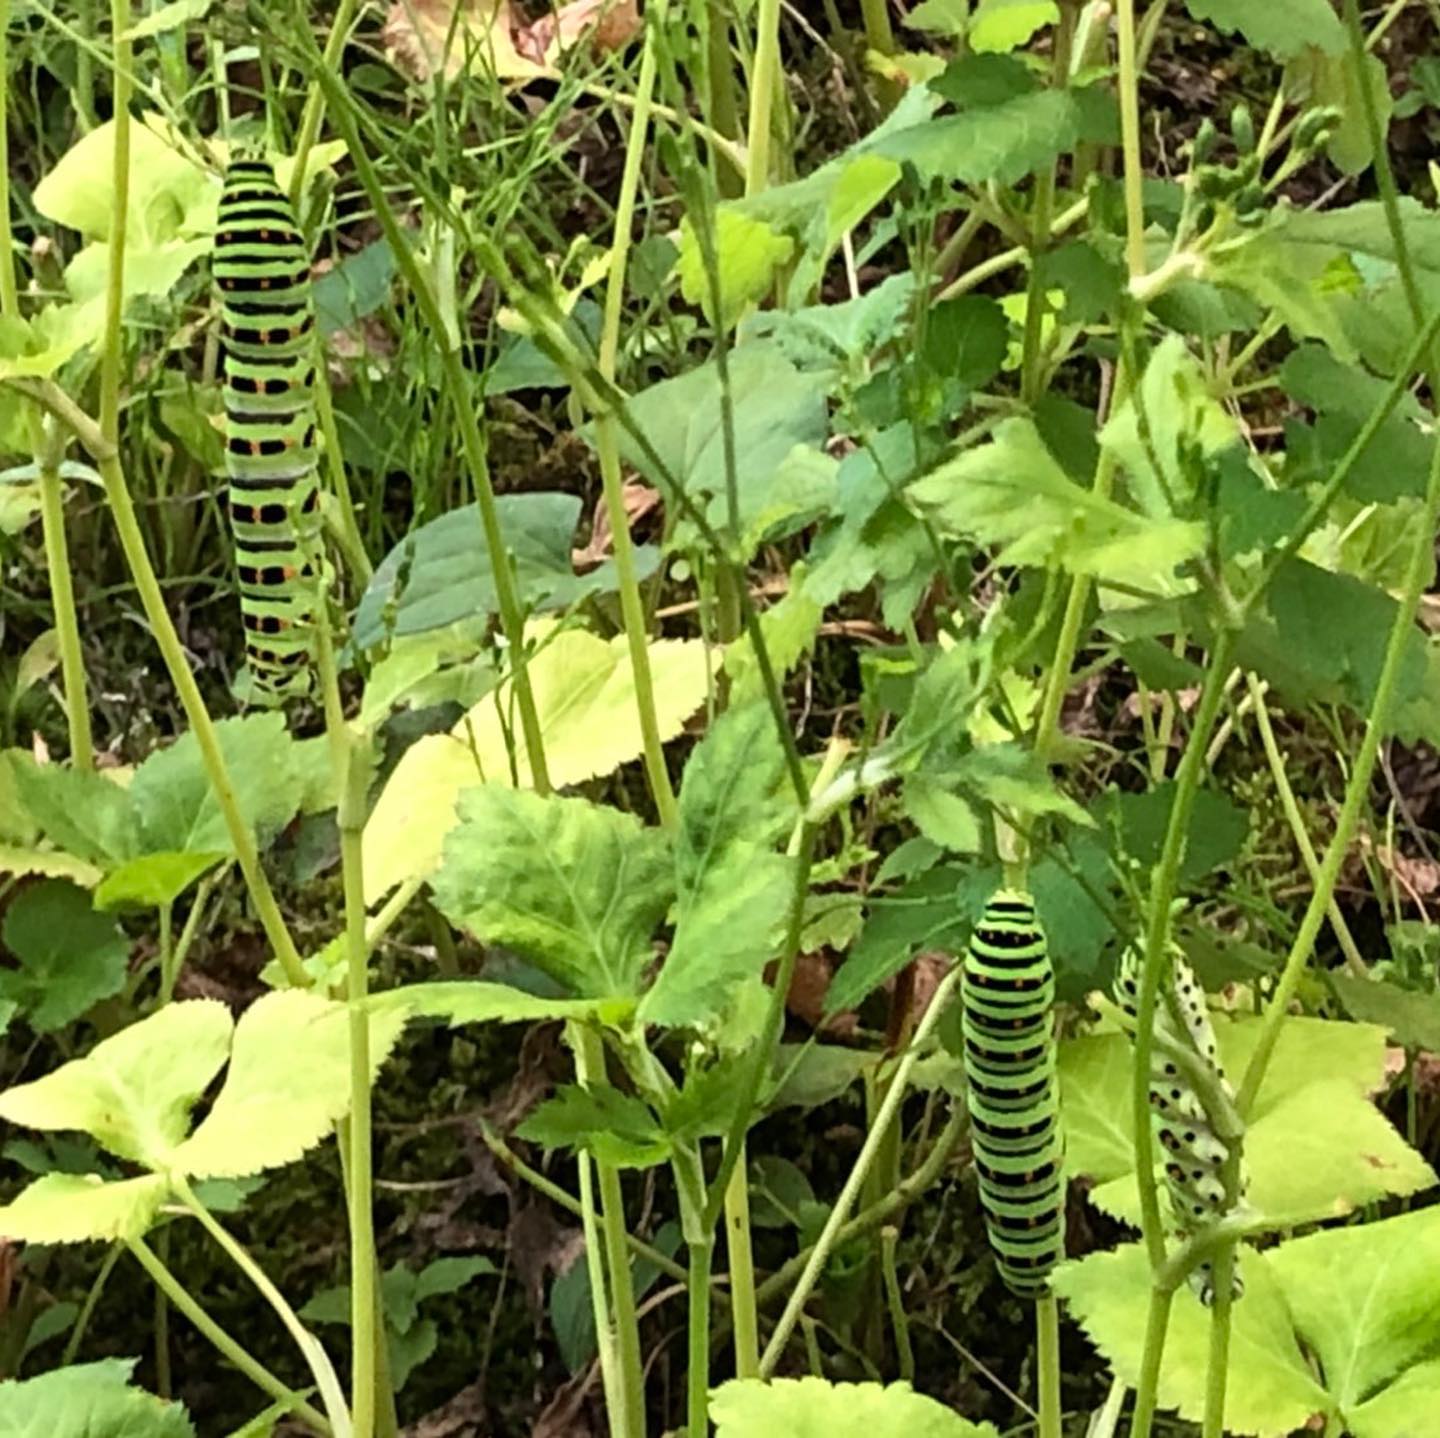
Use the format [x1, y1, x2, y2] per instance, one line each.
[36, 425, 94, 769]
[340, 727, 378, 1438]
[88, 0, 307, 985]
[61, 1243, 122, 1366]
[1115, 0, 1148, 279]
[1036, 1293, 1061, 1438]
[154, 1227, 172, 1398]
[1129, 1288, 1175, 1438]
[575, 1135, 626, 1434]
[1201, 1249, 1235, 1438]
[573, 1025, 645, 1438]
[315, 74, 551, 795]
[746, 0, 783, 197]
[723, 1155, 759, 1378]
[686, 1236, 715, 1438]
[127, 1236, 334, 1435]
[0, 0, 17, 318]
[1247, 674, 1366, 976]
[595, 1, 678, 829]
[759, 966, 962, 1374]
[157, 901, 176, 1004]
[879, 1227, 914, 1382]
[288, 0, 363, 210]
[174, 1180, 350, 1434]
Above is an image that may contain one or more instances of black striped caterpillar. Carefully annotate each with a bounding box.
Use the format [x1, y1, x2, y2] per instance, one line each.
[1114, 944, 1247, 1305]
[961, 889, 1066, 1298]
[215, 154, 321, 704]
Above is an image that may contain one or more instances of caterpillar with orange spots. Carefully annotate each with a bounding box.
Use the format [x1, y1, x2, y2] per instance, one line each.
[215, 154, 320, 703]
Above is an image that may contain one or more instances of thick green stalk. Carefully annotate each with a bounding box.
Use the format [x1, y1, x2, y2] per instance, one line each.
[36, 423, 94, 768]
[94, 0, 306, 985]
[686, 1236, 715, 1437]
[1115, 0, 1147, 279]
[175, 1180, 350, 1433]
[573, 1025, 644, 1438]
[127, 1238, 332, 1435]
[745, 0, 783, 196]
[0, 0, 17, 318]
[759, 966, 962, 1374]
[339, 727, 378, 1438]
[576, 1140, 626, 1435]
[315, 76, 551, 794]
[1201, 1251, 1235, 1437]
[288, 0, 363, 210]
[723, 1158, 759, 1377]
[1036, 1294, 1061, 1438]
[1129, 1288, 1175, 1438]
[596, 0, 678, 829]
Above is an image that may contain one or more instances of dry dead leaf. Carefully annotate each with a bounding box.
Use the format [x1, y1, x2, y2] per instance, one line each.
[572, 480, 661, 571]
[517, 0, 642, 64]
[382, 0, 550, 83]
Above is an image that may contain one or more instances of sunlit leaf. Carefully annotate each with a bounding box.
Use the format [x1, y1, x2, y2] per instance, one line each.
[678, 209, 795, 331]
[969, 0, 1058, 54]
[710, 1377, 1001, 1437]
[0, 1173, 169, 1245]
[0, 1358, 196, 1437]
[93, 851, 225, 911]
[1185, 0, 1344, 59]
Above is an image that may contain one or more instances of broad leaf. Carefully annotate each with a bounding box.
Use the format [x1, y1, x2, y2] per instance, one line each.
[0, 1000, 233, 1167]
[0, 1173, 169, 1245]
[93, 851, 226, 911]
[644, 704, 795, 1026]
[0, 1359, 195, 1438]
[363, 624, 712, 898]
[373, 980, 635, 1028]
[172, 991, 409, 1179]
[517, 1084, 671, 1168]
[1185, 0, 1344, 58]
[352, 492, 655, 650]
[1054, 1246, 1330, 1435]
[0, 846, 101, 886]
[0, 880, 129, 1031]
[130, 713, 301, 856]
[678, 209, 795, 330]
[969, 0, 1057, 53]
[9, 759, 139, 866]
[1328, 973, 1440, 1052]
[432, 787, 672, 999]
[710, 1378, 1000, 1437]
[908, 419, 1204, 593]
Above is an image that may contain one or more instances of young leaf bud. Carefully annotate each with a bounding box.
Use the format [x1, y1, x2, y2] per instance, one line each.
[1231, 103, 1256, 155]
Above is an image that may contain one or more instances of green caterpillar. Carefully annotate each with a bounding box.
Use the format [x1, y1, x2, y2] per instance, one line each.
[961, 889, 1066, 1298]
[1114, 944, 1246, 1305]
[215, 155, 320, 704]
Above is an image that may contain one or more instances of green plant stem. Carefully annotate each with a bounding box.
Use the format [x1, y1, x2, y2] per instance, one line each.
[1036, 1293, 1061, 1438]
[91, 0, 307, 987]
[315, 75, 551, 796]
[1116, 0, 1147, 279]
[127, 1236, 334, 1435]
[572, 1127, 627, 1434]
[686, 1235, 715, 1437]
[339, 727, 378, 1438]
[1247, 674, 1366, 976]
[759, 965, 962, 1375]
[61, 1243, 121, 1366]
[936, 198, 1089, 303]
[1201, 1249, 1235, 1438]
[175, 1179, 350, 1433]
[1128, 629, 1237, 1438]
[0, 0, 17, 318]
[722, 1155, 759, 1378]
[595, 0, 678, 830]
[859, 0, 896, 56]
[1020, 3, 1078, 406]
[36, 425, 95, 769]
[879, 1227, 914, 1382]
[157, 901, 176, 1004]
[573, 1025, 645, 1438]
[745, 0, 783, 196]
[154, 1227, 172, 1398]
[288, 0, 362, 209]
[703, 1, 742, 195]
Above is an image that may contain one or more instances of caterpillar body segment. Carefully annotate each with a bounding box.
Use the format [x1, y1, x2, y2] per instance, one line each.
[1114, 944, 1247, 1305]
[961, 889, 1066, 1298]
[215, 155, 321, 703]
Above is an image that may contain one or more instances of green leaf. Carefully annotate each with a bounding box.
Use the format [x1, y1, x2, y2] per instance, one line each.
[0, 750, 38, 845]
[0, 1359, 196, 1438]
[710, 1378, 1000, 1437]
[314, 239, 395, 336]
[1328, 973, 1440, 1051]
[1058, 1034, 1135, 1186]
[905, 0, 970, 33]
[969, 0, 1057, 54]
[1101, 335, 1239, 518]
[93, 851, 225, 911]
[1349, 1359, 1440, 1438]
[909, 418, 1203, 592]
[643, 704, 794, 1028]
[902, 775, 982, 852]
[0, 1173, 169, 1245]
[433, 787, 672, 1000]
[1268, 1206, 1440, 1425]
[749, 274, 917, 367]
[0, 1000, 233, 1167]
[678, 209, 796, 330]
[171, 990, 409, 1179]
[1097, 782, 1249, 884]
[130, 714, 301, 856]
[124, 0, 212, 39]
[413, 1255, 497, 1302]
[1184, 0, 1344, 59]
[363, 624, 713, 898]
[10, 759, 139, 866]
[517, 1084, 671, 1168]
[614, 346, 830, 545]
[871, 87, 1116, 186]
[352, 493, 655, 651]
[921, 295, 1009, 391]
[1053, 1246, 1329, 1435]
[0, 880, 128, 1031]
[373, 981, 635, 1028]
[1285, 48, 1393, 175]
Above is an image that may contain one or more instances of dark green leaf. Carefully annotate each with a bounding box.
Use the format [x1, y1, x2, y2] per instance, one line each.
[1097, 782, 1249, 885]
[517, 1084, 671, 1169]
[313, 240, 394, 336]
[921, 295, 1008, 390]
[0, 1358, 196, 1437]
[1184, 0, 1343, 59]
[1329, 974, 1440, 1052]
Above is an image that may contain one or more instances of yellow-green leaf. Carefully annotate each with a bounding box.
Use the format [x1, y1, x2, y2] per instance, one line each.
[0, 1173, 169, 1245]
[678, 209, 795, 331]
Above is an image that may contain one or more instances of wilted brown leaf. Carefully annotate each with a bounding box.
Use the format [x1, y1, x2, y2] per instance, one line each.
[572, 480, 661, 571]
[517, 0, 642, 64]
[382, 0, 549, 83]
